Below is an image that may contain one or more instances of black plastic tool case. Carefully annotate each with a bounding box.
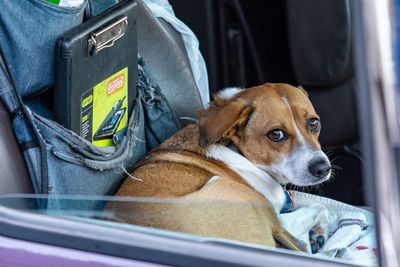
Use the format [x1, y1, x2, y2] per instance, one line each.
[54, 0, 137, 139]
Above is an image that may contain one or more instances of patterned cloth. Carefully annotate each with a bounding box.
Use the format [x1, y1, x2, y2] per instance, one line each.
[279, 191, 378, 266]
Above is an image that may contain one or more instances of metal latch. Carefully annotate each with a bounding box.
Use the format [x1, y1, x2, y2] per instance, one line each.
[88, 16, 128, 55]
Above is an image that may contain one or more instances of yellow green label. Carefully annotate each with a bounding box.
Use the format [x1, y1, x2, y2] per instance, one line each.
[82, 95, 93, 108]
[82, 114, 89, 123]
[80, 68, 128, 147]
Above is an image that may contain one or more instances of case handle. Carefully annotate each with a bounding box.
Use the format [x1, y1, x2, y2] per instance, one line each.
[88, 15, 128, 55]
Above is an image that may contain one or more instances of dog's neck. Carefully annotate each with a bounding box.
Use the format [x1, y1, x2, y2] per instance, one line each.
[205, 144, 286, 214]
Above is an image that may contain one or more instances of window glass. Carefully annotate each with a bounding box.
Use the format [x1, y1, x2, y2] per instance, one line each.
[0, 0, 387, 266]
[0, 194, 378, 266]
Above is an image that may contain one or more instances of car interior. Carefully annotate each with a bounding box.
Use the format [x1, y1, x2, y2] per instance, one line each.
[169, 0, 364, 206]
[0, 0, 376, 265]
[0, 0, 364, 205]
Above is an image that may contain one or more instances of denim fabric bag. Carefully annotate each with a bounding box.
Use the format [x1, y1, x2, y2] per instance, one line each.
[33, 92, 148, 210]
[0, 0, 180, 210]
[0, 37, 180, 210]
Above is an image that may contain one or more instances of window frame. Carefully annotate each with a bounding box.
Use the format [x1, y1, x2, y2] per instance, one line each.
[354, 0, 400, 265]
[0, 203, 358, 267]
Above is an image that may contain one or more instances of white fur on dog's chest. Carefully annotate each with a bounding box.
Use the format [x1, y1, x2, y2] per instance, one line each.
[205, 145, 286, 213]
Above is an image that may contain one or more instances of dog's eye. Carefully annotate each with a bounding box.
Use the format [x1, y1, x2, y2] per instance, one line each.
[308, 118, 321, 132]
[267, 129, 288, 142]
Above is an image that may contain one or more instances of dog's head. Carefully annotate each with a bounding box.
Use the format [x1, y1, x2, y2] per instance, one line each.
[199, 83, 331, 186]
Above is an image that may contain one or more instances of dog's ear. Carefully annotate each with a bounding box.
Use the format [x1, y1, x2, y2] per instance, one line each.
[297, 86, 309, 97]
[199, 98, 253, 147]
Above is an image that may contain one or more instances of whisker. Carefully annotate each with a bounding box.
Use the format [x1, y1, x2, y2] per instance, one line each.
[324, 148, 335, 154]
[331, 164, 343, 171]
[324, 149, 335, 156]
[330, 156, 338, 163]
[307, 186, 315, 192]
[327, 173, 336, 183]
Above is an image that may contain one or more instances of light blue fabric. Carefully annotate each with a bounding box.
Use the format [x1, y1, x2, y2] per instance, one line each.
[0, 0, 124, 97]
[279, 191, 377, 266]
[0, 0, 85, 96]
[1, 49, 180, 210]
[0, 1, 180, 210]
[34, 92, 147, 210]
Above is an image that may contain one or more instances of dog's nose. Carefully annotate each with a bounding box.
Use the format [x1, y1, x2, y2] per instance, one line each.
[308, 159, 331, 179]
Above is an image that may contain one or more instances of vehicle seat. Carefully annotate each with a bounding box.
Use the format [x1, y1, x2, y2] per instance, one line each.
[286, 0, 357, 147]
[286, 0, 363, 204]
[137, 0, 205, 126]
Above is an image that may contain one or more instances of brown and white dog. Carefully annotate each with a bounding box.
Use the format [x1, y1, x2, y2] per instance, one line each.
[107, 83, 331, 251]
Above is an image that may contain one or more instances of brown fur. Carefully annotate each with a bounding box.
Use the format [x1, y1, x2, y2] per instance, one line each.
[107, 83, 321, 251]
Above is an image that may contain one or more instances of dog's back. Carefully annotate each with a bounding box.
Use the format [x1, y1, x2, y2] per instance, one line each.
[112, 171, 277, 246]
[108, 124, 303, 249]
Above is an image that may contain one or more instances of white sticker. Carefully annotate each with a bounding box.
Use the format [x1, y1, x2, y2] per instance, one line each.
[59, 0, 84, 8]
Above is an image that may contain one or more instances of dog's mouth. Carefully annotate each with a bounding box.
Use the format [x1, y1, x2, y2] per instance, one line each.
[289, 171, 331, 187]
[257, 160, 332, 187]
[272, 172, 288, 186]
[256, 164, 291, 185]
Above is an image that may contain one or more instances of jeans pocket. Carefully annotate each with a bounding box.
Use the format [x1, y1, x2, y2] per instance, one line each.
[0, 0, 85, 96]
[30, 96, 147, 210]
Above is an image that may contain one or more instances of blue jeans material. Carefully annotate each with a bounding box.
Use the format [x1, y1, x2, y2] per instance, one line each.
[0, 1, 180, 210]
[0, 0, 85, 97]
[1, 50, 180, 210]
[0, 0, 123, 97]
[34, 93, 147, 210]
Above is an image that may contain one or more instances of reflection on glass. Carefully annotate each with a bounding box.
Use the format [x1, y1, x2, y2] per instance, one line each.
[0, 193, 378, 266]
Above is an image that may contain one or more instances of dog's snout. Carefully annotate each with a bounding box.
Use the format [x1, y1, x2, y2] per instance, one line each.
[308, 158, 331, 179]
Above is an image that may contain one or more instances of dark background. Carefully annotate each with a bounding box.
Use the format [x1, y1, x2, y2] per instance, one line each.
[169, 0, 364, 206]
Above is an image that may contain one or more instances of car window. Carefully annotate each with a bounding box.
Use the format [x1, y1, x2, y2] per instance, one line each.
[0, 193, 377, 266]
[1, 0, 398, 266]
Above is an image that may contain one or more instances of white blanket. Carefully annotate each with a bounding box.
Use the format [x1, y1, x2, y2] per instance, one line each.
[279, 191, 378, 266]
